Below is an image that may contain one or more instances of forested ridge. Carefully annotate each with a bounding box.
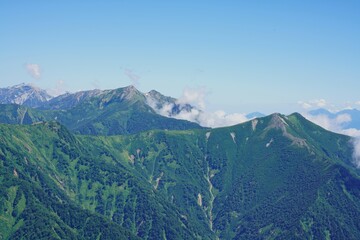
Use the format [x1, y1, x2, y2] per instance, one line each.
[1, 113, 360, 239]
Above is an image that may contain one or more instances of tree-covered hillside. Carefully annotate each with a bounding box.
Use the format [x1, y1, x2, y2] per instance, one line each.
[1, 113, 360, 239]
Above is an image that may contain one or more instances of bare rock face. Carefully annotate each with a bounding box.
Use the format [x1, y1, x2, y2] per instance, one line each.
[265, 113, 308, 148]
[0, 83, 52, 107]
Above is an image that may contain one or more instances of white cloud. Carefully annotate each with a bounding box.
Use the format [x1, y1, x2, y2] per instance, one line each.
[47, 80, 67, 96]
[26, 63, 41, 79]
[124, 68, 140, 87]
[342, 129, 360, 138]
[298, 99, 360, 113]
[178, 87, 207, 110]
[148, 86, 249, 128]
[298, 101, 312, 109]
[209, 111, 248, 127]
[304, 112, 360, 168]
[298, 99, 327, 110]
[315, 99, 327, 108]
[303, 113, 351, 134]
[171, 108, 249, 128]
[335, 114, 352, 124]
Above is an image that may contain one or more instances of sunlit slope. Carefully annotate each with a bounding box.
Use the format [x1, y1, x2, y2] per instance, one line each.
[0, 86, 202, 135]
[0, 122, 210, 239]
[1, 113, 360, 239]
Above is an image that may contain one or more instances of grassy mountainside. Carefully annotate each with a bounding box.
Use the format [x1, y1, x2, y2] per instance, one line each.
[1, 113, 360, 239]
[0, 104, 45, 125]
[0, 86, 202, 135]
[0, 122, 140, 240]
[0, 122, 211, 239]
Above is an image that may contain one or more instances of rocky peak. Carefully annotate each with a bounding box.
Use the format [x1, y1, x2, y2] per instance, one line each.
[0, 83, 52, 107]
[121, 85, 142, 100]
[265, 113, 308, 148]
[267, 113, 288, 131]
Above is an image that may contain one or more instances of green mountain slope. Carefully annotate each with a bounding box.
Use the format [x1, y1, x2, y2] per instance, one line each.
[0, 86, 202, 135]
[203, 113, 359, 239]
[0, 122, 139, 240]
[1, 113, 360, 239]
[0, 122, 212, 239]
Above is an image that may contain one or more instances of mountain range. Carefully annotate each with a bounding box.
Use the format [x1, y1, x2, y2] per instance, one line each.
[0, 83, 52, 108]
[1, 84, 360, 239]
[0, 84, 265, 131]
[0, 84, 203, 135]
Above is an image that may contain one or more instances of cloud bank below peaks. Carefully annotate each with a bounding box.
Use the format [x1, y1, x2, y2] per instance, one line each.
[298, 99, 328, 110]
[303, 111, 360, 168]
[146, 87, 250, 128]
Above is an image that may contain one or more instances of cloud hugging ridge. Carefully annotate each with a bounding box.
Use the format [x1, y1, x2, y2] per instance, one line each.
[304, 111, 360, 168]
[147, 86, 250, 128]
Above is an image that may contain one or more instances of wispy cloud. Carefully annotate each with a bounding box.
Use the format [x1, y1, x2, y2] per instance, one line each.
[91, 80, 101, 90]
[124, 68, 140, 87]
[47, 80, 68, 96]
[298, 99, 327, 110]
[298, 101, 313, 109]
[25, 63, 41, 79]
[298, 99, 360, 113]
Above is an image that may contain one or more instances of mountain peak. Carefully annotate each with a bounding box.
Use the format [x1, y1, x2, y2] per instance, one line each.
[106, 85, 144, 102]
[8, 82, 40, 91]
[147, 89, 160, 94]
[263, 113, 308, 148]
[267, 113, 288, 129]
[144, 89, 196, 118]
[0, 83, 52, 107]
[11, 82, 31, 88]
[41, 89, 105, 110]
[122, 85, 141, 97]
[123, 85, 137, 91]
[146, 89, 168, 98]
[1, 107, 358, 238]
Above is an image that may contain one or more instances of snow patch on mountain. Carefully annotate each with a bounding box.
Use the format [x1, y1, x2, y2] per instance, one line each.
[252, 119, 258, 131]
[230, 132, 236, 143]
[206, 132, 211, 141]
[266, 138, 273, 148]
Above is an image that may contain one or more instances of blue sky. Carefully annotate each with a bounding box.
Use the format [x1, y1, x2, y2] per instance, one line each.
[1, 1, 359, 114]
